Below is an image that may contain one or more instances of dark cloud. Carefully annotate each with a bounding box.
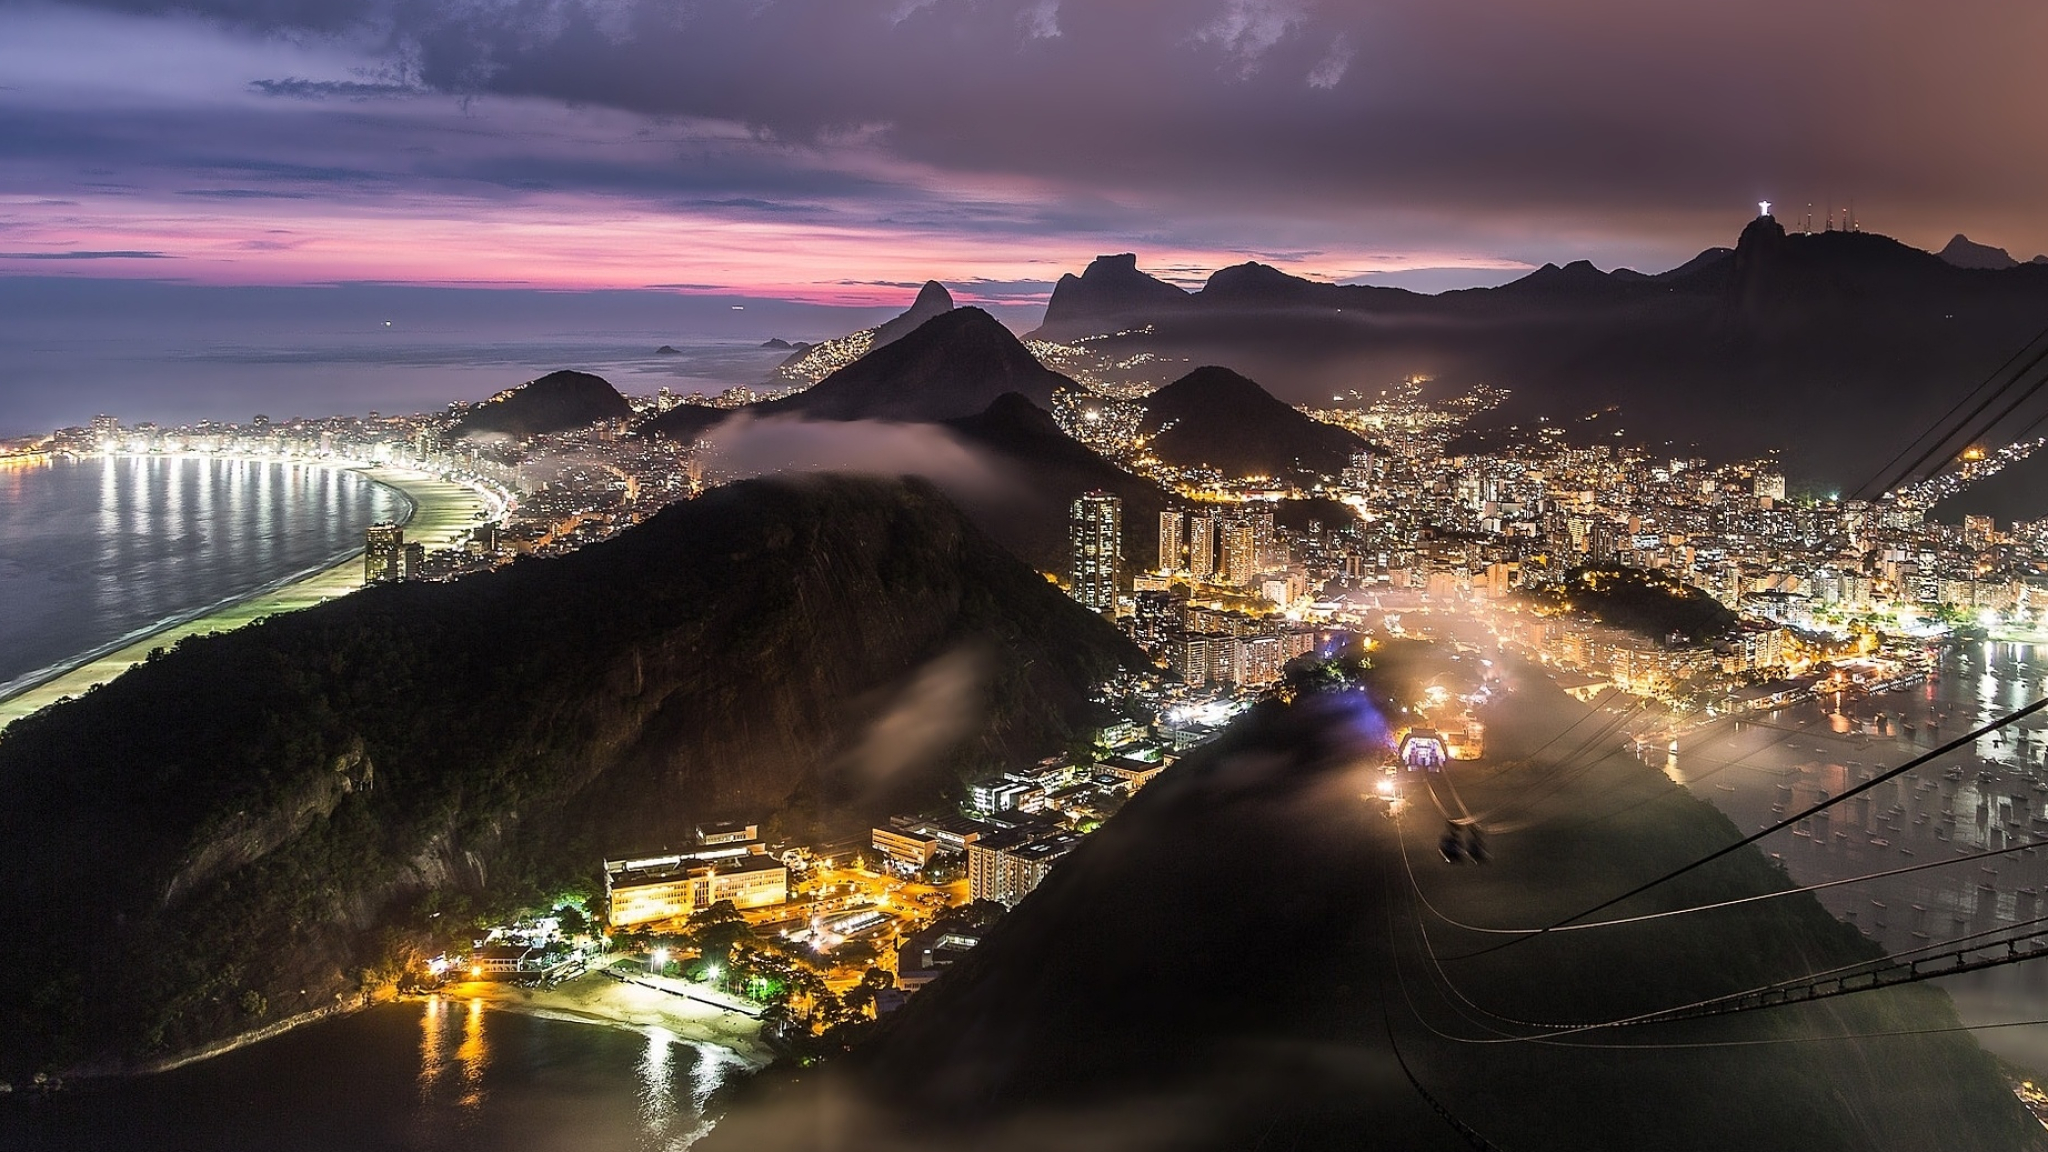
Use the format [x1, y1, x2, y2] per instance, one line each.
[38, 0, 2040, 251]
[248, 77, 420, 99]
[5, 0, 2043, 285]
[0, 250, 173, 259]
[176, 188, 313, 199]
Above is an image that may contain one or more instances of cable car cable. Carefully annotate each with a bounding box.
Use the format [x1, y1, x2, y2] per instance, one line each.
[1443, 696, 2048, 961]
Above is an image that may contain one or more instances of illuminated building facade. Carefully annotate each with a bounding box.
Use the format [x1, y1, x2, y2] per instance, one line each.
[1070, 490, 1123, 614]
[872, 825, 942, 868]
[967, 828, 1080, 906]
[1250, 509, 1277, 570]
[365, 522, 405, 582]
[1158, 511, 1185, 574]
[603, 851, 787, 928]
[1221, 518, 1258, 586]
[1187, 514, 1215, 581]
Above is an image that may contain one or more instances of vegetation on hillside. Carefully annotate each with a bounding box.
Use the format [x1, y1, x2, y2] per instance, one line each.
[1521, 564, 1738, 642]
[0, 476, 1142, 1078]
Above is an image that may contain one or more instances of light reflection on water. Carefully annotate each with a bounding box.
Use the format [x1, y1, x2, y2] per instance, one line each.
[419, 994, 447, 1100]
[641, 1025, 676, 1136]
[0, 1000, 744, 1152]
[1652, 642, 2048, 1071]
[0, 456, 405, 692]
[458, 996, 489, 1113]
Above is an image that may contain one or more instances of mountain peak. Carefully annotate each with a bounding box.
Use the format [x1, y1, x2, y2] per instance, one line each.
[1158, 364, 1276, 404]
[451, 369, 631, 439]
[1939, 233, 2019, 271]
[1139, 365, 1370, 478]
[1202, 260, 1308, 297]
[1035, 253, 1192, 338]
[761, 306, 1072, 423]
[872, 279, 957, 346]
[970, 390, 1067, 437]
[1736, 216, 1785, 252]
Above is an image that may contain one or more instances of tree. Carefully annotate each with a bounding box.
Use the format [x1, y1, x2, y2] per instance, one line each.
[843, 985, 876, 1017]
[554, 903, 588, 934]
[686, 900, 744, 930]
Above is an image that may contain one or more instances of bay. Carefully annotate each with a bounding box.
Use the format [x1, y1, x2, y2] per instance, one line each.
[0, 456, 405, 694]
[0, 1000, 744, 1152]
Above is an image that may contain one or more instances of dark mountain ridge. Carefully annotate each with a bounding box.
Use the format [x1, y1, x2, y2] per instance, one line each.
[640, 307, 1075, 440]
[1038, 253, 1190, 334]
[1941, 234, 2023, 271]
[943, 392, 1176, 572]
[451, 369, 632, 439]
[702, 652, 2035, 1151]
[0, 476, 1143, 1078]
[1139, 365, 1372, 479]
[1029, 223, 2048, 492]
[871, 280, 955, 346]
[762, 307, 1069, 423]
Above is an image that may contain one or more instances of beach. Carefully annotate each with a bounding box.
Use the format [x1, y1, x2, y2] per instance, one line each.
[0, 462, 490, 732]
[437, 974, 775, 1068]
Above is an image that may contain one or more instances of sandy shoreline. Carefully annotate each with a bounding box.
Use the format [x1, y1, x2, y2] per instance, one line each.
[0, 462, 491, 732]
[103, 972, 770, 1082]
[431, 975, 775, 1068]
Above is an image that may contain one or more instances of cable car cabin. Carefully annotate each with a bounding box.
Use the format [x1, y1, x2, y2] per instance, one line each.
[1439, 825, 1465, 863]
[1399, 728, 1449, 773]
[1439, 821, 1489, 865]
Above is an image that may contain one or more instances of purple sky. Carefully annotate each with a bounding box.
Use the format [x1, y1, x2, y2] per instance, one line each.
[2, 0, 2043, 304]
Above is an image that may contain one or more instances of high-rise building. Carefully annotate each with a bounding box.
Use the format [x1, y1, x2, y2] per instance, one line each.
[1221, 518, 1258, 586]
[1070, 491, 1123, 614]
[1187, 515, 1215, 581]
[1249, 509, 1277, 571]
[1158, 511, 1185, 574]
[968, 829, 1080, 906]
[365, 522, 405, 583]
[1132, 589, 1182, 651]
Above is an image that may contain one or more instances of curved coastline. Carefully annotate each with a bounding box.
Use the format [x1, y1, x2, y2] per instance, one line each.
[82, 974, 768, 1083]
[0, 461, 491, 732]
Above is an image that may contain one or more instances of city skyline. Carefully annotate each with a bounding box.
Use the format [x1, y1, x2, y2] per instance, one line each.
[9, 4, 2048, 1145]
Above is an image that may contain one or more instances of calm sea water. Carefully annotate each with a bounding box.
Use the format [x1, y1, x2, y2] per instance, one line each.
[0, 456, 407, 696]
[0, 1000, 744, 1152]
[1654, 642, 2048, 1071]
[0, 279, 896, 438]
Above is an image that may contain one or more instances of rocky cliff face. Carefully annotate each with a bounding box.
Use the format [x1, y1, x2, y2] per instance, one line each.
[1036, 253, 1192, 339]
[0, 476, 1144, 1078]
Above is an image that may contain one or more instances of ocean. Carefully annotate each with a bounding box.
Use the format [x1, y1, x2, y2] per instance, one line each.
[0, 1001, 741, 1152]
[0, 278, 902, 439]
[1652, 641, 2048, 1070]
[0, 455, 406, 697]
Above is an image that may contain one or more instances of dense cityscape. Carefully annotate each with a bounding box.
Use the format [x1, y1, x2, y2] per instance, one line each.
[7, 307, 2048, 1061]
[6, 2, 2048, 1140]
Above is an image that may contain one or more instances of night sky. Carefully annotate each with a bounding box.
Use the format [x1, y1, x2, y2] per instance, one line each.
[2, 0, 2043, 304]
